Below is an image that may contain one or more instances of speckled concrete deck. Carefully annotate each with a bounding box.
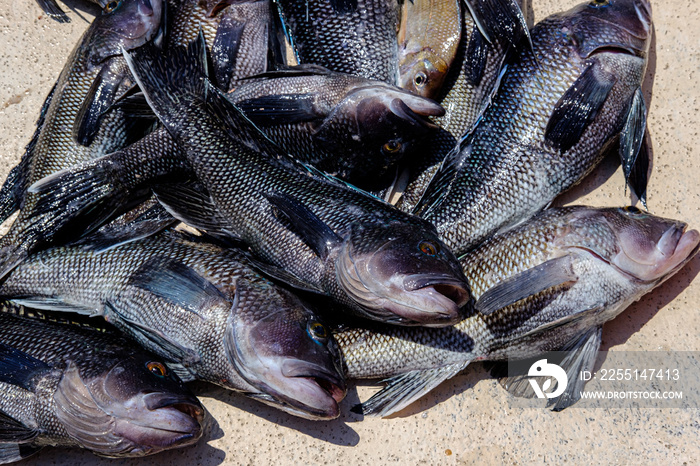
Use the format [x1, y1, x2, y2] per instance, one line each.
[0, 0, 698, 464]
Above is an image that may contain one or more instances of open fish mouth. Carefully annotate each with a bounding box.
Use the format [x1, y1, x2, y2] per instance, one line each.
[382, 275, 471, 326]
[278, 360, 347, 419]
[404, 275, 471, 306]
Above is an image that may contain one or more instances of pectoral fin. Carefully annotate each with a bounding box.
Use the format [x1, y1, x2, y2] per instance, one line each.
[0, 343, 52, 391]
[545, 64, 617, 153]
[104, 302, 201, 366]
[619, 88, 649, 207]
[264, 192, 342, 260]
[476, 255, 578, 315]
[128, 256, 228, 316]
[74, 62, 129, 147]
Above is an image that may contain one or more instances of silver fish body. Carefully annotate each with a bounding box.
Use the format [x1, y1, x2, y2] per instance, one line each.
[413, 0, 653, 255]
[228, 67, 444, 188]
[0, 230, 347, 420]
[121, 37, 472, 328]
[0, 0, 165, 279]
[336, 206, 699, 416]
[0, 309, 203, 461]
[277, 0, 400, 83]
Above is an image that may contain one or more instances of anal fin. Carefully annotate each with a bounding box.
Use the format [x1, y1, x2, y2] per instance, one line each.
[354, 361, 470, 417]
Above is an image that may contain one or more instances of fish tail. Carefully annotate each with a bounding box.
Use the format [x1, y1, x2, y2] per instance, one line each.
[27, 156, 128, 235]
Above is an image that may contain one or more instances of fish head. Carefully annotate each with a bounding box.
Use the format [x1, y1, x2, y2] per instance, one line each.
[398, 49, 449, 99]
[316, 86, 444, 180]
[226, 284, 346, 420]
[88, 0, 165, 65]
[336, 220, 472, 326]
[563, 207, 700, 284]
[601, 207, 700, 282]
[554, 0, 652, 60]
[54, 353, 204, 457]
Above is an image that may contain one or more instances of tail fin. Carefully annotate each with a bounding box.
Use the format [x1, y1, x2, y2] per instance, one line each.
[28, 155, 129, 231]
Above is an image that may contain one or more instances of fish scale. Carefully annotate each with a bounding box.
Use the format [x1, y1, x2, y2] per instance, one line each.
[414, 0, 652, 256]
[278, 0, 400, 83]
[335, 206, 699, 416]
[0, 231, 347, 420]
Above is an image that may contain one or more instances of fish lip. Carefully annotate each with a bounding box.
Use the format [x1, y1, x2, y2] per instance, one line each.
[277, 360, 347, 418]
[142, 392, 205, 426]
[281, 360, 347, 399]
[389, 98, 443, 130]
[403, 275, 471, 307]
[584, 43, 647, 59]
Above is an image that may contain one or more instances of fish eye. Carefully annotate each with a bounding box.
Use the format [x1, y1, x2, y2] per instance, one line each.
[307, 321, 328, 341]
[147, 361, 168, 377]
[104, 0, 122, 13]
[414, 71, 428, 88]
[419, 240, 440, 256]
[382, 140, 402, 155]
[589, 0, 609, 7]
[622, 206, 641, 214]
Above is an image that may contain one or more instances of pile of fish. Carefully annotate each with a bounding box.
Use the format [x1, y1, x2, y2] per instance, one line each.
[0, 0, 693, 460]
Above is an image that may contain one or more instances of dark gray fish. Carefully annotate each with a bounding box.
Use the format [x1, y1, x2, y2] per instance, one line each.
[336, 206, 700, 416]
[394, 0, 514, 211]
[0, 0, 164, 280]
[35, 0, 107, 23]
[0, 230, 346, 420]
[25, 0, 275, 255]
[121, 36, 471, 327]
[168, 0, 272, 89]
[276, 0, 400, 83]
[0, 308, 203, 462]
[227, 66, 444, 188]
[412, 0, 653, 256]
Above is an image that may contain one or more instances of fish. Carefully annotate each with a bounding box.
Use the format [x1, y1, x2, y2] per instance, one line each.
[0, 0, 165, 280]
[412, 0, 653, 256]
[0, 307, 204, 461]
[226, 66, 444, 188]
[168, 0, 272, 89]
[276, 0, 400, 83]
[397, 0, 463, 99]
[394, 0, 519, 211]
[335, 206, 700, 417]
[23, 0, 277, 255]
[34, 0, 108, 23]
[119, 35, 471, 327]
[0, 229, 347, 420]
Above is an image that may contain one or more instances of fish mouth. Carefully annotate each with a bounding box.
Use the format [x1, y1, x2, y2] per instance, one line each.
[143, 392, 205, 423]
[277, 360, 347, 419]
[111, 393, 204, 453]
[349, 86, 444, 131]
[397, 275, 471, 325]
[585, 43, 647, 59]
[577, 225, 700, 283]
